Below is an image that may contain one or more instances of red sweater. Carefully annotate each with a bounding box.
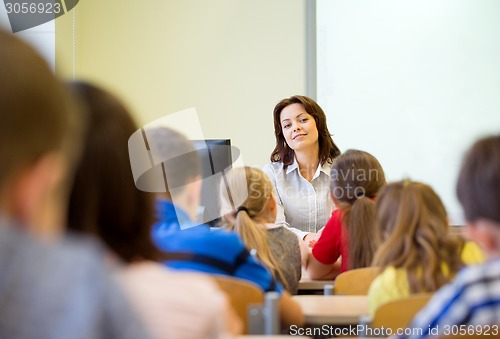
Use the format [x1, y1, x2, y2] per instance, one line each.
[311, 209, 349, 272]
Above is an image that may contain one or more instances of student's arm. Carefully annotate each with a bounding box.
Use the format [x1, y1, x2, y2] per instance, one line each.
[306, 255, 341, 280]
[306, 210, 342, 279]
[279, 291, 305, 327]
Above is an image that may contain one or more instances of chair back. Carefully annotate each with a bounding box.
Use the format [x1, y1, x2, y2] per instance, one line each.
[334, 267, 380, 295]
[370, 293, 433, 332]
[213, 275, 264, 334]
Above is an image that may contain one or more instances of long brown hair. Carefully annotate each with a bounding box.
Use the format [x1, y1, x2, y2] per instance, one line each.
[373, 181, 465, 293]
[67, 82, 162, 263]
[270, 95, 340, 168]
[219, 167, 291, 291]
[330, 149, 386, 269]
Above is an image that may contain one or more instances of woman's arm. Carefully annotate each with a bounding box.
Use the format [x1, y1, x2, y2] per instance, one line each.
[287, 225, 313, 242]
[298, 235, 310, 268]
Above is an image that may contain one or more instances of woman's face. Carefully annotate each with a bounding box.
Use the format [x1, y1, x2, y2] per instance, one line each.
[280, 103, 319, 152]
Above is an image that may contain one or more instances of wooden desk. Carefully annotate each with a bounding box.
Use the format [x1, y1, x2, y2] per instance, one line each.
[293, 295, 369, 325]
[298, 279, 334, 292]
[298, 270, 334, 293]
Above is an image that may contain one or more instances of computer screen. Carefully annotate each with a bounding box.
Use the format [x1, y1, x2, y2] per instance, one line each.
[191, 139, 233, 226]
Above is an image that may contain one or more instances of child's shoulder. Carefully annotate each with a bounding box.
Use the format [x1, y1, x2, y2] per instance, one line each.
[461, 241, 485, 265]
[456, 258, 500, 284]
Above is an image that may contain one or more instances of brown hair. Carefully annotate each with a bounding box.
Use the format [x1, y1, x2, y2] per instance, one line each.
[219, 166, 291, 291]
[373, 181, 465, 293]
[270, 95, 340, 168]
[67, 82, 162, 263]
[457, 135, 500, 224]
[330, 149, 385, 269]
[0, 31, 83, 191]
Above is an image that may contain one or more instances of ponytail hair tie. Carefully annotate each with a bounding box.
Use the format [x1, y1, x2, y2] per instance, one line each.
[355, 190, 365, 199]
[236, 206, 249, 215]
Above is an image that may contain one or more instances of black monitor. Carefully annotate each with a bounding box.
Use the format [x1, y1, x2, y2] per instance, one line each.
[191, 139, 234, 226]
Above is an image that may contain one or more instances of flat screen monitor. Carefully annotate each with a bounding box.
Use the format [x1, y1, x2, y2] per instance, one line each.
[191, 139, 233, 226]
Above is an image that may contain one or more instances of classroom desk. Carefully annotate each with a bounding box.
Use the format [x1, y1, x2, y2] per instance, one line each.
[298, 279, 334, 293]
[292, 295, 369, 325]
[298, 270, 335, 294]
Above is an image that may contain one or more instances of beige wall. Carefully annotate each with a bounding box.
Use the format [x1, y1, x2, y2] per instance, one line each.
[55, 0, 306, 167]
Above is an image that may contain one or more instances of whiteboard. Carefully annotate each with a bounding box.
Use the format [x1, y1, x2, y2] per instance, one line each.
[317, 0, 500, 224]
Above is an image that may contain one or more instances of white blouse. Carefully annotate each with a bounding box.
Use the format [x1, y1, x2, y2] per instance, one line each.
[263, 158, 334, 239]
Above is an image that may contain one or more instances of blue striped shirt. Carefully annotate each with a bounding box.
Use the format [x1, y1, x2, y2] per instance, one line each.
[399, 259, 500, 339]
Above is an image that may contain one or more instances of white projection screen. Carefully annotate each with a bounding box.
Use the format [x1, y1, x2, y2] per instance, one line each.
[316, 0, 500, 224]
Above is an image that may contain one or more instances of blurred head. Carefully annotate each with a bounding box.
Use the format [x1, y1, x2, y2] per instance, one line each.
[456, 135, 500, 255]
[330, 149, 386, 269]
[330, 149, 386, 204]
[0, 31, 83, 236]
[67, 82, 161, 263]
[374, 180, 464, 293]
[376, 181, 448, 242]
[143, 127, 202, 221]
[457, 135, 500, 225]
[270, 95, 340, 167]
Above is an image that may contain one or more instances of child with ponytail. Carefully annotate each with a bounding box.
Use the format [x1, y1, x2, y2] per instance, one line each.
[307, 149, 386, 279]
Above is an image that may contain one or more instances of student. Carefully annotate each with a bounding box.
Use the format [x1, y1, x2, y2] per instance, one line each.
[307, 149, 386, 279]
[368, 180, 484, 316]
[219, 166, 306, 294]
[0, 31, 151, 338]
[398, 136, 500, 339]
[66, 82, 241, 339]
[148, 127, 304, 328]
[149, 128, 207, 236]
[263, 95, 341, 241]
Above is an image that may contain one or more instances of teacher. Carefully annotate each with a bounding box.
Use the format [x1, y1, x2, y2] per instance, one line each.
[263, 95, 341, 242]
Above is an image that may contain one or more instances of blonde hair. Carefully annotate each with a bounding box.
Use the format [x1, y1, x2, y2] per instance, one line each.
[373, 181, 465, 293]
[219, 166, 290, 291]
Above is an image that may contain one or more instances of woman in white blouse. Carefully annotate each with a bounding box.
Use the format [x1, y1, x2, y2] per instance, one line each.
[263, 95, 341, 242]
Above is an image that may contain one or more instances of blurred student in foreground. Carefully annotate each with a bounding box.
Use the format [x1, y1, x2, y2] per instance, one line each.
[66, 81, 241, 339]
[398, 135, 500, 339]
[0, 31, 151, 338]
